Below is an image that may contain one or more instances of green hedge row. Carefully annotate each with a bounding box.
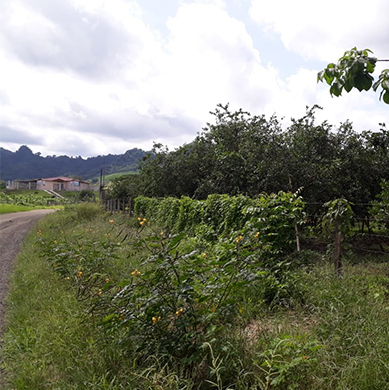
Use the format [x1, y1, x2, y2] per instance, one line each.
[134, 192, 306, 253]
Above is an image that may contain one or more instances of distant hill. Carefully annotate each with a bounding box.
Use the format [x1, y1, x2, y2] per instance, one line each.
[0, 145, 148, 182]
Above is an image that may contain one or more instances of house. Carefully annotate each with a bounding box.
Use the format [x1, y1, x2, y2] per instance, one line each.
[36, 177, 90, 192]
[7, 177, 90, 192]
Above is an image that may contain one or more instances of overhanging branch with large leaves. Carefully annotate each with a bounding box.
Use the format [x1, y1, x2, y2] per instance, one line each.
[317, 48, 389, 104]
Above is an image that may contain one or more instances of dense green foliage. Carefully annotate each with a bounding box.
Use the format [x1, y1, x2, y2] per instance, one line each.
[108, 105, 389, 212]
[3, 202, 389, 389]
[2, 99, 389, 387]
[105, 173, 143, 200]
[0, 191, 70, 206]
[318, 48, 389, 104]
[134, 192, 304, 249]
[370, 179, 389, 232]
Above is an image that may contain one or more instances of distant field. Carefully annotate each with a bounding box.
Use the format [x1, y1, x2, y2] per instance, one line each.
[98, 171, 139, 184]
[4, 189, 98, 199]
[4, 189, 54, 197]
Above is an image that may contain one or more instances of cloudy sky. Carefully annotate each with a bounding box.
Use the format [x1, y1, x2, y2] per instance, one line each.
[0, 0, 388, 157]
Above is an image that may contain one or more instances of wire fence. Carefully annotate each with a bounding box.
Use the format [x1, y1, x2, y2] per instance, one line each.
[103, 198, 133, 215]
[102, 196, 389, 255]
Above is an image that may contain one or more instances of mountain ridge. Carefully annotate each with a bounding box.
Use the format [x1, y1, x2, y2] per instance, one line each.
[0, 145, 148, 182]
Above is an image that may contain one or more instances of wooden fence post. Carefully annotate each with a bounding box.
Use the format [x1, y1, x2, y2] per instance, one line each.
[334, 221, 343, 277]
[295, 225, 300, 252]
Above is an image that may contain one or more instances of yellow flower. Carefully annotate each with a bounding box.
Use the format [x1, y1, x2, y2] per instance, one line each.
[254, 232, 260, 239]
[77, 271, 83, 277]
[160, 231, 164, 236]
[98, 289, 102, 296]
[109, 219, 114, 224]
[105, 278, 110, 283]
[140, 221, 145, 226]
[152, 316, 161, 324]
[131, 269, 141, 276]
[137, 217, 142, 221]
[235, 235, 243, 243]
[202, 253, 207, 258]
[175, 308, 184, 317]
[65, 276, 70, 280]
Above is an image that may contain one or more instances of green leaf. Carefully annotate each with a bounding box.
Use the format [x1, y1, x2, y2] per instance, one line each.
[324, 68, 335, 85]
[366, 60, 376, 73]
[330, 81, 343, 97]
[383, 91, 389, 105]
[317, 70, 324, 82]
[354, 74, 372, 91]
[343, 77, 354, 92]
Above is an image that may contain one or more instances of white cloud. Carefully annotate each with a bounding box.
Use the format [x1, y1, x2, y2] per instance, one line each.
[0, 0, 387, 159]
[249, 0, 389, 61]
[150, 2, 280, 118]
[0, 0, 284, 156]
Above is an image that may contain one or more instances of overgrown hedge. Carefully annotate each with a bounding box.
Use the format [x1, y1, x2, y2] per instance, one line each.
[134, 191, 306, 254]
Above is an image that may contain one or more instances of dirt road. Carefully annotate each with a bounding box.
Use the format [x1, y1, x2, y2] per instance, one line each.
[0, 209, 56, 334]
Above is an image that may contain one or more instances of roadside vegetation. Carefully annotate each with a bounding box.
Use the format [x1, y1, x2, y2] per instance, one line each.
[0, 190, 98, 213]
[0, 204, 43, 214]
[1, 103, 388, 388]
[2, 193, 389, 388]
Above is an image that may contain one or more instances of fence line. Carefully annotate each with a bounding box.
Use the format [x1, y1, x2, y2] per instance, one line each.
[103, 198, 133, 215]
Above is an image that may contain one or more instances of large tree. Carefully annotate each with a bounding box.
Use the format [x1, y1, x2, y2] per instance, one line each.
[138, 105, 388, 208]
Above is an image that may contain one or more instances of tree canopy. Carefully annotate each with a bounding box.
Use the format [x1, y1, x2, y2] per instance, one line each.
[109, 104, 389, 215]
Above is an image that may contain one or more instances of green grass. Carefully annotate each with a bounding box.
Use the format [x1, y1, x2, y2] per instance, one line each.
[0, 204, 37, 213]
[2, 207, 389, 389]
[0, 204, 63, 214]
[90, 171, 138, 185]
[4, 190, 54, 197]
[1, 211, 136, 389]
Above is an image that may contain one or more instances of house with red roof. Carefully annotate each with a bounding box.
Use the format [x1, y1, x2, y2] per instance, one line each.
[35, 177, 90, 192]
[8, 177, 90, 192]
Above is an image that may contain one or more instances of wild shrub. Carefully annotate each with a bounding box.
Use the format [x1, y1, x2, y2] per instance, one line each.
[370, 179, 389, 232]
[66, 202, 103, 221]
[37, 191, 309, 386]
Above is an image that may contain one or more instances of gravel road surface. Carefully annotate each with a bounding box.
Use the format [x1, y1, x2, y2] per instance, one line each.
[0, 209, 56, 333]
[0, 209, 56, 386]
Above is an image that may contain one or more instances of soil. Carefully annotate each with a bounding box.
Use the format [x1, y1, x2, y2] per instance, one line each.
[0, 209, 55, 383]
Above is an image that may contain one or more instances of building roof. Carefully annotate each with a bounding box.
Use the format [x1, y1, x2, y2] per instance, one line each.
[38, 177, 89, 183]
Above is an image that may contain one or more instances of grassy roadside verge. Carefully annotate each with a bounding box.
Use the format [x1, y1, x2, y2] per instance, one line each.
[1, 204, 389, 389]
[0, 204, 64, 214]
[1, 209, 132, 389]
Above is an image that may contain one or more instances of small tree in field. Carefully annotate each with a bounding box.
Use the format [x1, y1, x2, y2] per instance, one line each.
[322, 198, 354, 277]
[317, 47, 389, 104]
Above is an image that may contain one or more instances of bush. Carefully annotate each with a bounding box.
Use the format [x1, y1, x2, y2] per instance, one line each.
[65, 202, 103, 221]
